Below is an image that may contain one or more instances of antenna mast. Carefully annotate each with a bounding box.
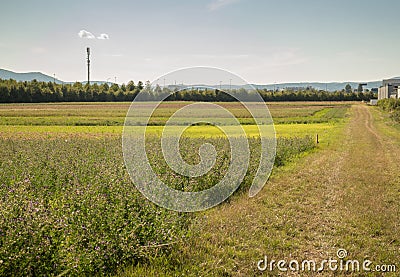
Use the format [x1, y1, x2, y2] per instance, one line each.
[86, 47, 90, 85]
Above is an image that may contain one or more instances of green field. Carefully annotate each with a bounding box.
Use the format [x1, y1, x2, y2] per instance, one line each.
[0, 101, 348, 141]
[0, 102, 351, 276]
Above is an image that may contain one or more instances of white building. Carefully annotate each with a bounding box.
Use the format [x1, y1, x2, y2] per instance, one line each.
[378, 78, 400, 100]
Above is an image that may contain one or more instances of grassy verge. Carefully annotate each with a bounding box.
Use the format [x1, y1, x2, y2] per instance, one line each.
[370, 106, 400, 141]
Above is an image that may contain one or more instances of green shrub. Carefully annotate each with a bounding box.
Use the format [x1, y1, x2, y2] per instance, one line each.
[378, 98, 400, 123]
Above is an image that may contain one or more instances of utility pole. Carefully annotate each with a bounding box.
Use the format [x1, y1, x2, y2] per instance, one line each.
[86, 47, 90, 85]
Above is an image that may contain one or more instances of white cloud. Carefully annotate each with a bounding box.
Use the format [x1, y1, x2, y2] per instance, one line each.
[78, 30, 110, 40]
[78, 30, 95, 39]
[207, 0, 240, 11]
[97, 33, 109, 40]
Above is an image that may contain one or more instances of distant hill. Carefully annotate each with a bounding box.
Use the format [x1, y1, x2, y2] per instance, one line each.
[213, 81, 382, 92]
[247, 81, 382, 92]
[0, 68, 384, 91]
[0, 69, 109, 85]
[0, 68, 63, 84]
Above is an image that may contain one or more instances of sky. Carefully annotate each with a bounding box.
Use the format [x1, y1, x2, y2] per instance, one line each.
[1, 0, 400, 84]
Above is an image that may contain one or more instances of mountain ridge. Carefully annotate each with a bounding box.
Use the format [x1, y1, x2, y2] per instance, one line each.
[0, 68, 385, 91]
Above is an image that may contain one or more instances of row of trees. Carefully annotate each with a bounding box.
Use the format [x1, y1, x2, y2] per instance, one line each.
[0, 79, 145, 103]
[0, 79, 376, 103]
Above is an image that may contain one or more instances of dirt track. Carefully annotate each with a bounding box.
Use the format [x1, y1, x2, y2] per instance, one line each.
[183, 104, 400, 276]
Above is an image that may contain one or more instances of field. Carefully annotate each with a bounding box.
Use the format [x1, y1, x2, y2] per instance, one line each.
[2, 101, 387, 276]
[0, 102, 348, 140]
[0, 102, 348, 126]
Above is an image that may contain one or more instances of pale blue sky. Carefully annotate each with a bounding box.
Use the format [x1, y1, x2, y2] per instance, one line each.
[1, 0, 399, 84]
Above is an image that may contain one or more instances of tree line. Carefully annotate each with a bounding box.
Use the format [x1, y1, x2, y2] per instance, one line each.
[0, 78, 376, 103]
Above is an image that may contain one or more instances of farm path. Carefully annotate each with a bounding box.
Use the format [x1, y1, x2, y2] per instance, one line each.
[181, 104, 400, 276]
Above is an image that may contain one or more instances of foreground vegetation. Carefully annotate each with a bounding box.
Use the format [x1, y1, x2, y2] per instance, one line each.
[0, 136, 316, 276]
[0, 102, 349, 275]
[378, 98, 400, 123]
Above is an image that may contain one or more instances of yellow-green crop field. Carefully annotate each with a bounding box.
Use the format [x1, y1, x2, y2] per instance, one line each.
[0, 101, 349, 140]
